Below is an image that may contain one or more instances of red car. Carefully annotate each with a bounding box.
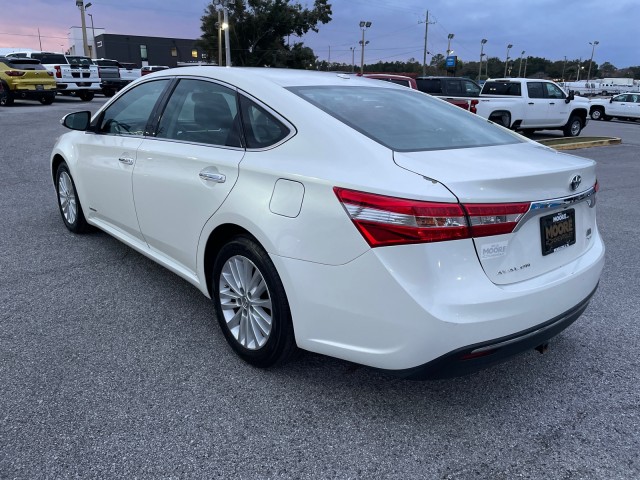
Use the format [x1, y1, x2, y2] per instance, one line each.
[363, 73, 417, 89]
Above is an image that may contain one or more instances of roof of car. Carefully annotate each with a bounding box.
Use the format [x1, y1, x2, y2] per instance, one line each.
[148, 66, 390, 89]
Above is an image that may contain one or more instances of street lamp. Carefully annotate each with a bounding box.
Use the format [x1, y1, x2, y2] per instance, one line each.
[479, 38, 487, 81]
[86, 9, 96, 58]
[359, 21, 371, 74]
[518, 50, 525, 77]
[213, 0, 233, 66]
[587, 40, 599, 81]
[446, 33, 455, 56]
[75, 0, 90, 57]
[504, 44, 512, 77]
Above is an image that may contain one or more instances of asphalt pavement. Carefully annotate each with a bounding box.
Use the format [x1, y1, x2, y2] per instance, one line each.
[1, 97, 639, 479]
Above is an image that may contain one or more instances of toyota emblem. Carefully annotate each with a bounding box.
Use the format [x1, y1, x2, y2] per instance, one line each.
[570, 174, 582, 191]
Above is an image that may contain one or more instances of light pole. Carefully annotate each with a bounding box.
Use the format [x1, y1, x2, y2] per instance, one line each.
[75, 0, 90, 57]
[523, 56, 528, 78]
[213, 0, 233, 66]
[576, 58, 584, 81]
[359, 21, 371, 74]
[349, 46, 355, 72]
[479, 38, 487, 81]
[562, 56, 567, 82]
[446, 33, 454, 56]
[504, 44, 512, 77]
[518, 50, 525, 77]
[587, 40, 599, 81]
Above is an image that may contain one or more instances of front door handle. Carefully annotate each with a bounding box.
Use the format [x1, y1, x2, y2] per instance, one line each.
[199, 171, 226, 183]
[528, 102, 534, 105]
[549, 102, 556, 105]
[118, 157, 134, 165]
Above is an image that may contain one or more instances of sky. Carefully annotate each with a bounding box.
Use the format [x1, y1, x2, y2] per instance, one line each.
[1, 0, 638, 68]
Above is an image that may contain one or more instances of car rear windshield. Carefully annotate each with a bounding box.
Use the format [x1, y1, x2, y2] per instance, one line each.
[66, 56, 93, 66]
[288, 86, 522, 152]
[29, 53, 68, 64]
[481, 81, 522, 96]
[96, 60, 120, 67]
[4, 59, 46, 70]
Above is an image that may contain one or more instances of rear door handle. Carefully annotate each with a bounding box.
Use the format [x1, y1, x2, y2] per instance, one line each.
[199, 171, 226, 183]
[549, 102, 556, 105]
[118, 157, 134, 165]
[528, 102, 535, 105]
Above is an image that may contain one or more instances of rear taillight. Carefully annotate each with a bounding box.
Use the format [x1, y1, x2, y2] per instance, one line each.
[469, 99, 479, 114]
[54, 66, 62, 78]
[5, 70, 26, 77]
[464, 203, 530, 237]
[334, 188, 469, 247]
[335, 188, 532, 247]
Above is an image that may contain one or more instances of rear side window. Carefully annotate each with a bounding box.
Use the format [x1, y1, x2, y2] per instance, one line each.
[289, 86, 521, 152]
[416, 78, 442, 94]
[527, 82, 545, 99]
[239, 96, 290, 149]
[482, 81, 522, 96]
[443, 79, 462, 95]
[99, 80, 169, 136]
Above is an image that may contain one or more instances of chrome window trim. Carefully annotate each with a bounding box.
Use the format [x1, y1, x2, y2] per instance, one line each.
[513, 185, 597, 233]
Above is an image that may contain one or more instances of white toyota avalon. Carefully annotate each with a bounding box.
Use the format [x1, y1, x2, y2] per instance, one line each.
[51, 68, 604, 379]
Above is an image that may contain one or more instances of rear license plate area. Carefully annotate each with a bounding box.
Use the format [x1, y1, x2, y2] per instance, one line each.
[540, 208, 576, 256]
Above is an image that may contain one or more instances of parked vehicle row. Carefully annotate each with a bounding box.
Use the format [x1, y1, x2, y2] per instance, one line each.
[93, 59, 141, 97]
[51, 68, 604, 379]
[8, 51, 100, 101]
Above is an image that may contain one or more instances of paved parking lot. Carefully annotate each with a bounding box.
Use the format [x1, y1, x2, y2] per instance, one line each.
[1, 97, 639, 479]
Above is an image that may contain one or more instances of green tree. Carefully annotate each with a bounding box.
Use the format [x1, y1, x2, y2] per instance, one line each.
[199, 0, 332, 68]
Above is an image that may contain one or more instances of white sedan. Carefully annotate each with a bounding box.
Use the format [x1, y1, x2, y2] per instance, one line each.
[51, 68, 604, 379]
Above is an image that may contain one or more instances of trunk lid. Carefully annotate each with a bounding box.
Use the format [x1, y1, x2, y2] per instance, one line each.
[394, 142, 598, 285]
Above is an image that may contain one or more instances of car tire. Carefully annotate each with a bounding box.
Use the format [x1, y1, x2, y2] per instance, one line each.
[590, 108, 603, 121]
[489, 112, 511, 128]
[521, 129, 536, 135]
[55, 163, 90, 233]
[102, 88, 115, 97]
[563, 115, 582, 137]
[0, 90, 14, 106]
[78, 91, 94, 102]
[212, 235, 298, 368]
[39, 95, 55, 105]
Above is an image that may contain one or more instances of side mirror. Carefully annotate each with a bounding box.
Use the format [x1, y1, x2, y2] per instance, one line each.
[61, 111, 91, 131]
[565, 91, 575, 103]
[609, 98, 613, 103]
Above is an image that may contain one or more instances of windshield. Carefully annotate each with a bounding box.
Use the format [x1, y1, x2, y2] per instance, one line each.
[288, 86, 522, 152]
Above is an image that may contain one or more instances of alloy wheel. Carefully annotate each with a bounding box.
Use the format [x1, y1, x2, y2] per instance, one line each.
[58, 171, 78, 225]
[219, 255, 273, 350]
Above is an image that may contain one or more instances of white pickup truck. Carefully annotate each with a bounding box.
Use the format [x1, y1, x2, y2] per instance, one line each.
[476, 78, 590, 136]
[7, 51, 100, 101]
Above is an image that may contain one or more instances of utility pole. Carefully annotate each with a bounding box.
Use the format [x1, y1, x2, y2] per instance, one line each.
[587, 40, 599, 81]
[217, 9, 223, 66]
[518, 50, 525, 77]
[523, 56, 528, 78]
[504, 44, 512, 77]
[328, 45, 331, 69]
[223, 3, 231, 66]
[419, 10, 435, 76]
[562, 56, 567, 82]
[350, 46, 355, 72]
[37, 28, 43, 50]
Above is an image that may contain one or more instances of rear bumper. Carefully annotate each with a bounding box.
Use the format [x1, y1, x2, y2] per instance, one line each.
[390, 285, 597, 380]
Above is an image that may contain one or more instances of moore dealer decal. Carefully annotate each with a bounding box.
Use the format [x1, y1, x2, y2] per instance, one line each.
[481, 241, 508, 260]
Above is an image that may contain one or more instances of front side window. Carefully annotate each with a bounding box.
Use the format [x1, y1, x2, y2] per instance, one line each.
[156, 79, 240, 147]
[544, 83, 565, 99]
[463, 80, 481, 96]
[98, 80, 169, 136]
[289, 86, 522, 152]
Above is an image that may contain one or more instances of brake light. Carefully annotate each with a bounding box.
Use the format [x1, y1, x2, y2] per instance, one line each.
[5, 70, 26, 77]
[469, 99, 479, 114]
[54, 65, 62, 78]
[334, 188, 469, 247]
[464, 203, 530, 237]
[335, 188, 532, 247]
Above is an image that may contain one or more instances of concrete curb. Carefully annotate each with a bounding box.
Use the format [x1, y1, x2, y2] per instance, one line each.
[537, 136, 622, 150]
